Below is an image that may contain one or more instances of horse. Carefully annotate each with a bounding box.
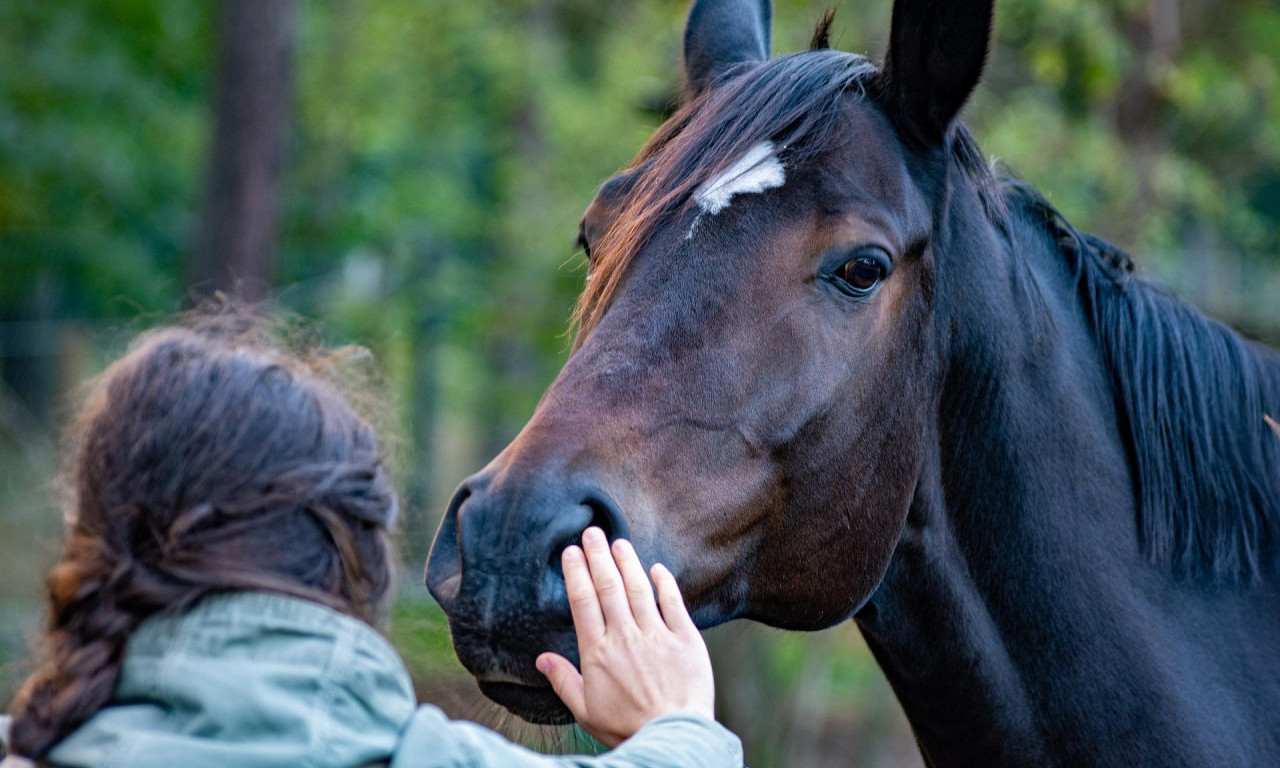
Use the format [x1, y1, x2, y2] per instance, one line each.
[425, 0, 1280, 764]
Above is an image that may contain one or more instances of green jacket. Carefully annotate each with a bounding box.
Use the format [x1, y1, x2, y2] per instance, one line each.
[1, 592, 741, 768]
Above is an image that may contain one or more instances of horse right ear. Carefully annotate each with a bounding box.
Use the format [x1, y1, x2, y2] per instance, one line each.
[882, 0, 995, 147]
[683, 0, 772, 98]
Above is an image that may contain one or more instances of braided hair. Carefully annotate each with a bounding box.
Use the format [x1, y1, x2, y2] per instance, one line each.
[6, 321, 398, 761]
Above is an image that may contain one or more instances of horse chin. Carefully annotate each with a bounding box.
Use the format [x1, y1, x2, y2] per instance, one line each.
[478, 680, 574, 725]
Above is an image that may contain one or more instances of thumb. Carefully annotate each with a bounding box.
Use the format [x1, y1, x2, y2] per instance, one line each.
[537, 653, 586, 717]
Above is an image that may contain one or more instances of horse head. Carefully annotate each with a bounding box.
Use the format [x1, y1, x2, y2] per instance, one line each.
[426, 0, 995, 723]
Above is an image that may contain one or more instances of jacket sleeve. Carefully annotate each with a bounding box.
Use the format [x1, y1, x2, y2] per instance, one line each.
[390, 706, 743, 768]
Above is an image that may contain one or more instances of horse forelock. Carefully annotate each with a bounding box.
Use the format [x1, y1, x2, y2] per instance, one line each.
[571, 48, 879, 345]
[571, 31, 1017, 347]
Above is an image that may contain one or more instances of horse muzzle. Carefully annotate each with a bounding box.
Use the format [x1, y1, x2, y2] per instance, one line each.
[425, 467, 630, 723]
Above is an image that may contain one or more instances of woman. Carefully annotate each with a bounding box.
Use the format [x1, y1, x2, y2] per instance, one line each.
[1, 319, 741, 768]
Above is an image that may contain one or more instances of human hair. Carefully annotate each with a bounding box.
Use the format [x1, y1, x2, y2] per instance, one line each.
[6, 316, 398, 760]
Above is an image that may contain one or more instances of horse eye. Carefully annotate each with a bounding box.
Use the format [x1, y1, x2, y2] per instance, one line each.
[837, 256, 885, 292]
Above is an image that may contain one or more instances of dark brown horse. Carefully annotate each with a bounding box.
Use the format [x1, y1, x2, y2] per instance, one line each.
[426, 0, 1280, 764]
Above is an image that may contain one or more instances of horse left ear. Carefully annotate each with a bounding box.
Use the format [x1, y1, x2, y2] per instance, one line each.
[683, 0, 772, 98]
[882, 0, 995, 147]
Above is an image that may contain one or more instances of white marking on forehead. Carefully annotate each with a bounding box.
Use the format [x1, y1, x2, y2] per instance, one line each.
[694, 141, 786, 215]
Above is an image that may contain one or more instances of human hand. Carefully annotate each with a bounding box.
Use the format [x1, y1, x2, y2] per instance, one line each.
[535, 527, 716, 748]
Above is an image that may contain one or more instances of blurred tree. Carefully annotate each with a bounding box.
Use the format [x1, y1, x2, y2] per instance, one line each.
[975, 0, 1280, 335]
[190, 0, 296, 301]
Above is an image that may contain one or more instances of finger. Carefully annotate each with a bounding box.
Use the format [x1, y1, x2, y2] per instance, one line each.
[651, 563, 699, 635]
[612, 538, 663, 630]
[537, 653, 586, 717]
[562, 545, 604, 643]
[581, 527, 633, 631]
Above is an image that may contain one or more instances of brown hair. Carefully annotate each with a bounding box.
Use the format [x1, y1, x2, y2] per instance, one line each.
[6, 317, 398, 760]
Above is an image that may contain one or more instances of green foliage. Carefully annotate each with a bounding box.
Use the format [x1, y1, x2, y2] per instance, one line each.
[975, 0, 1280, 260]
[387, 594, 471, 683]
[1, 1, 1278, 764]
[0, 0, 210, 314]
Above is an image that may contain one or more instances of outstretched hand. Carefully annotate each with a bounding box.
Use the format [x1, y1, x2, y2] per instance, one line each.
[536, 527, 715, 748]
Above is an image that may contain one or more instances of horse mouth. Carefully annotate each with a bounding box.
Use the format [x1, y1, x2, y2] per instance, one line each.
[477, 680, 573, 725]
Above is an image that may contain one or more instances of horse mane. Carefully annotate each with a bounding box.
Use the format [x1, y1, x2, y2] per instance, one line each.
[573, 48, 875, 341]
[1005, 180, 1280, 582]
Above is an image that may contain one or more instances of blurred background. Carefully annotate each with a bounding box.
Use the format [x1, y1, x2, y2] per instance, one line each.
[0, 0, 1277, 765]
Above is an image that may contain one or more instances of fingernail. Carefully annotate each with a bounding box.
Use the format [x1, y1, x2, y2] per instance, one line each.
[563, 545, 582, 561]
[536, 655, 549, 673]
[583, 527, 604, 544]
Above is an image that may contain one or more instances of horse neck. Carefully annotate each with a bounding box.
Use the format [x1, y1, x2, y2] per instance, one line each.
[855, 185, 1278, 766]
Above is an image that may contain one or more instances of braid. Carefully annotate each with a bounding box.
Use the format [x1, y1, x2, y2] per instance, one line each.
[9, 534, 149, 759]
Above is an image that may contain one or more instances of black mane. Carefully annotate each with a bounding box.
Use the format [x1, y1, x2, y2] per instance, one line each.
[1006, 181, 1280, 581]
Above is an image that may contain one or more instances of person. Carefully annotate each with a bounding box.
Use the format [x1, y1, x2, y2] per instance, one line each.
[0, 319, 742, 768]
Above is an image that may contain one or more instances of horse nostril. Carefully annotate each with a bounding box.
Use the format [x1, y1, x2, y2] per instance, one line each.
[425, 482, 471, 606]
[582, 490, 629, 543]
[545, 488, 631, 570]
[546, 515, 589, 571]
[429, 473, 633, 623]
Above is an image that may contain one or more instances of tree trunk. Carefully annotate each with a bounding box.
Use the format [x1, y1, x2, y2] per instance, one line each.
[406, 238, 446, 566]
[1111, 0, 1180, 246]
[190, 0, 296, 302]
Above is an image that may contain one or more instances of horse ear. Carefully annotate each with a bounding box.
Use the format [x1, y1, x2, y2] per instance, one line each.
[683, 0, 772, 98]
[882, 0, 995, 146]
